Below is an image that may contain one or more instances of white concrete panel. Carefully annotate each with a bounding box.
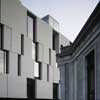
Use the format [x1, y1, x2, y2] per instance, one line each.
[36, 18, 52, 49]
[3, 25, 12, 51]
[0, 25, 1, 48]
[21, 37, 34, 79]
[0, 74, 7, 97]
[37, 43, 43, 62]
[53, 67, 60, 83]
[1, 0, 27, 36]
[11, 31, 21, 54]
[51, 50, 56, 66]
[8, 75, 27, 98]
[34, 61, 39, 78]
[32, 43, 36, 61]
[49, 65, 53, 83]
[27, 16, 33, 40]
[11, 31, 17, 53]
[0, 0, 7, 24]
[9, 52, 18, 77]
[36, 80, 53, 99]
[6, 0, 27, 36]
[43, 46, 49, 64]
[42, 63, 47, 81]
[17, 34, 21, 54]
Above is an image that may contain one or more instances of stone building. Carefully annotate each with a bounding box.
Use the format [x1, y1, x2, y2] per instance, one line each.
[0, 0, 70, 100]
[57, 2, 100, 100]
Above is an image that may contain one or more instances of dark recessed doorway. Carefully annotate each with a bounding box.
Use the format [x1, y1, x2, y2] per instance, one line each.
[86, 50, 95, 100]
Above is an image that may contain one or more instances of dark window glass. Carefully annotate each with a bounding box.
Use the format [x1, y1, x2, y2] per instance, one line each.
[47, 64, 49, 81]
[21, 34, 24, 55]
[6, 51, 9, 74]
[18, 55, 21, 76]
[27, 78, 35, 99]
[53, 83, 59, 99]
[86, 50, 95, 100]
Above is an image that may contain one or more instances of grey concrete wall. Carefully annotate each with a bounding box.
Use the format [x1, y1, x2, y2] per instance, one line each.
[36, 80, 53, 99]
[36, 17, 52, 49]
[0, 0, 60, 99]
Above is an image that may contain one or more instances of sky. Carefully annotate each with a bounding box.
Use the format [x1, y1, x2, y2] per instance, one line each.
[20, 0, 99, 42]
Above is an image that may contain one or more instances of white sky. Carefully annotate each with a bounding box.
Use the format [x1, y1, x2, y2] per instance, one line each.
[21, 0, 99, 42]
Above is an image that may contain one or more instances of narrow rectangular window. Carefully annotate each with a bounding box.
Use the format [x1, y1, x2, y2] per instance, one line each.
[21, 34, 24, 55]
[49, 49, 51, 65]
[39, 62, 42, 80]
[53, 33, 56, 50]
[35, 43, 38, 62]
[47, 64, 49, 81]
[33, 17, 36, 43]
[18, 55, 21, 76]
[53, 83, 59, 99]
[5, 51, 9, 74]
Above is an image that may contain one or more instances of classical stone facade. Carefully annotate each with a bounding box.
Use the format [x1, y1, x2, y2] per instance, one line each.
[57, 2, 100, 100]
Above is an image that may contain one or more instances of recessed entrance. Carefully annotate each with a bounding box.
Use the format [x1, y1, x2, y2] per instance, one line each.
[86, 50, 95, 100]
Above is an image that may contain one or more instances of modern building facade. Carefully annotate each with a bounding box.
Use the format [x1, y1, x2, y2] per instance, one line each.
[42, 15, 71, 54]
[0, 0, 70, 100]
[57, 2, 100, 100]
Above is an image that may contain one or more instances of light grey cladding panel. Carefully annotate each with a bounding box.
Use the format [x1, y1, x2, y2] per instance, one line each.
[8, 75, 27, 98]
[36, 80, 53, 99]
[32, 43, 36, 61]
[51, 50, 56, 66]
[12, 32, 21, 54]
[53, 66, 60, 83]
[36, 18, 52, 49]
[34, 61, 39, 78]
[37, 43, 44, 62]
[0, 25, 2, 48]
[3, 25, 12, 51]
[17, 34, 21, 54]
[27, 16, 33, 40]
[5, 0, 27, 36]
[96, 36, 100, 100]
[42, 63, 47, 81]
[43, 46, 49, 64]
[1, 0, 7, 24]
[0, 74, 7, 97]
[21, 37, 34, 78]
[9, 52, 18, 77]
[49, 65, 53, 83]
